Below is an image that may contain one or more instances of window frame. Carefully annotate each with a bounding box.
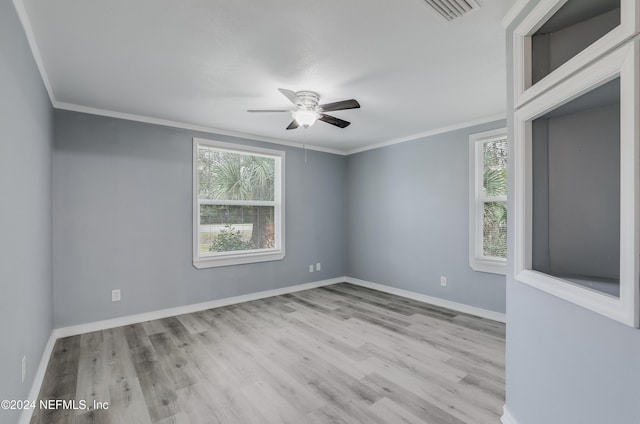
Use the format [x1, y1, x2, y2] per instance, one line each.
[469, 128, 508, 275]
[513, 42, 640, 327]
[512, 0, 638, 108]
[192, 138, 285, 269]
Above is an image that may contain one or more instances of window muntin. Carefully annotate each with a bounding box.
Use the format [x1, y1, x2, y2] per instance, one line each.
[193, 139, 284, 268]
[469, 129, 508, 274]
[481, 137, 508, 258]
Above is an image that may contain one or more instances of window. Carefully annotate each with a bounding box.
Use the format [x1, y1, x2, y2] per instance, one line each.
[512, 41, 640, 327]
[469, 128, 507, 275]
[193, 138, 285, 268]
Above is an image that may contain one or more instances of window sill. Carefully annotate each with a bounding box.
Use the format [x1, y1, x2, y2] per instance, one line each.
[194, 250, 285, 269]
[470, 258, 507, 275]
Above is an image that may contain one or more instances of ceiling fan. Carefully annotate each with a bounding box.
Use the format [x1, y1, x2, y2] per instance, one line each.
[248, 88, 360, 130]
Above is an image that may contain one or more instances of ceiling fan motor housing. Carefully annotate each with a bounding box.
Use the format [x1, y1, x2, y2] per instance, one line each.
[295, 91, 320, 110]
[291, 91, 321, 128]
[248, 88, 358, 130]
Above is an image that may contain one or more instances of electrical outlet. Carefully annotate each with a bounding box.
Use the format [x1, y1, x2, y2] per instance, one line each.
[112, 289, 121, 302]
[309, 264, 314, 273]
[440, 276, 447, 287]
[315, 262, 321, 271]
[22, 356, 26, 383]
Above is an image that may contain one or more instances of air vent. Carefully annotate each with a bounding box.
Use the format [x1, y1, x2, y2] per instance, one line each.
[423, 0, 480, 22]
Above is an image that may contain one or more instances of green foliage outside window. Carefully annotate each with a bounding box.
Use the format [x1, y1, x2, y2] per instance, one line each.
[198, 149, 275, 201]
[198, 147, 276, 253]
[209, 225, 254, 252]
[482, 139, 508, 258]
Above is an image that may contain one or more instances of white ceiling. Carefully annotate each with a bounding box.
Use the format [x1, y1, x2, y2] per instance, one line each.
[17, 0, 512, 154]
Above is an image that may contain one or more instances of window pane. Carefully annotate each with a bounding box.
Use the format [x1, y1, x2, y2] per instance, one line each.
[199, 205, 275, 254]
[483, 201, 507, 258]
[483, 138, 507, 197]
[198, 146, 275, 201]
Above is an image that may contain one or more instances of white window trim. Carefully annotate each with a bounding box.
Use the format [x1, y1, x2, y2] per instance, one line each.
[513, 42, 640, 328]
[193, 138, 285, 268]
[512, 0, 638, 109]
[469, 128, 508, 275]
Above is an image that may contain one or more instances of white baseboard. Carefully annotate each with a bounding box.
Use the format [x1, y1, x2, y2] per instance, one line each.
[18, 333, 57, 424]
[20, 275, 506, 424]
[54, 277, 345, 338]
[17, 277, 343, 424]
[53, 276, 506, 338]
[501, 405, 519, 424]
[344, 277, 506, 323]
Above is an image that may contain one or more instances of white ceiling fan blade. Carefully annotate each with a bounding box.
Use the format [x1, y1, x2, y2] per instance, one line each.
[278, 88, 303, 107]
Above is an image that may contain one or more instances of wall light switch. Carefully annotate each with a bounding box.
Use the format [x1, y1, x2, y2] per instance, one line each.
[316, 263, 321, 271]
[440, 276, 447, 287]
[112, 289, 121, 302]
[309, 265, 314, 273]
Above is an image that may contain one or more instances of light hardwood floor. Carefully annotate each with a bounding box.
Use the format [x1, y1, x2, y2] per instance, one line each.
[32, 283, 505, 424]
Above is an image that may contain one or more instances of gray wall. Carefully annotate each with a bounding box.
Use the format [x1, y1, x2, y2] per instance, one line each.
[505, 2, 640, 423]
[506, 282, 640, 424]
[533, 103, 620, 280]
[547, 105, 620, 279]
[346, 122, 507, 314]
[53, 111, 347, 328]
[0, 2, 54, 424]
[532, 6, 619, 84]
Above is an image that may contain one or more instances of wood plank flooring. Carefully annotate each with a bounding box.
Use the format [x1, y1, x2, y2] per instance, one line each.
[31, 283, 505, 424]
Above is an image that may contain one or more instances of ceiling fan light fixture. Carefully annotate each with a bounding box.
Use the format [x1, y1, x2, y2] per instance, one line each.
[293, 109, 319, 128]
[249, 88, 358, 130]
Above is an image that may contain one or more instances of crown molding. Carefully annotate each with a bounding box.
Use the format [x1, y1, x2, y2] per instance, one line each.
[12, 0, 55, 103]
[344, 114, 506, 155]
[14, 0, 506, 157]
[54, 102, 347, 155]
